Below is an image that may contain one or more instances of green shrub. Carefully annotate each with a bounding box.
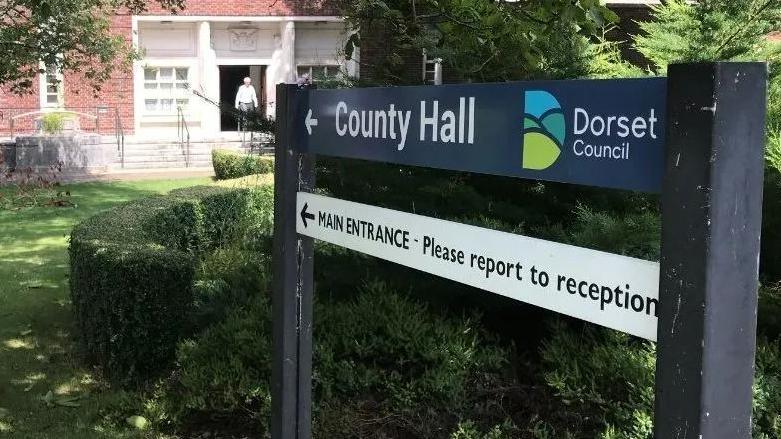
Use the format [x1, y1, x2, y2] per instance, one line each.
[753, 338, 781, 439]
[212, 149, 274, 180]
[540, 322, 781, 439]
[170, 293, 273, 421]
[759, 284, 781, 339]
[141, 185, 273, 252]
[449, 420, 519, 439]
[69, 185, 275, 385]
[762, 168, 781, 282]
[314, 281, 510, 438]
[40, 112, 70, 134]
[541, 323, 655, 439]
[539, 205, 661, 261]
[191, 248, 271, 330]
[70, 197, 196, 385]
[140, 280, 512, 438]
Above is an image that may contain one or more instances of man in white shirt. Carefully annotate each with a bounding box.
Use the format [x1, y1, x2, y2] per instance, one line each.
[235, 77, 259, 130]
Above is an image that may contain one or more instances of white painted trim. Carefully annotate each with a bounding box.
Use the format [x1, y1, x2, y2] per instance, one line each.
[39, 63, 64, 110]
[132, 16, 143, 133]
[215, 58, 274, 66]
[135, 15, 344, 23]
[138, 57, 200, 65]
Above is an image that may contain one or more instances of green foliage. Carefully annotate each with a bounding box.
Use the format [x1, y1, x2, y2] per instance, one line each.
[634, 0, 781, 72]
[769, 131, 781, 173]
[631, 2, 781, 283]
[762, 170, 781, 281]
[141, 185, 265, 251]
[169, 293, 273, 421]
[212, 149, 274, 180]
[449, 419, 519, 439]
[144, 279, 513, 438]
[584, 33, 646, 80]
[191, 248, 271, 330]
[753, 338, 781, 439]
[69, 196, 196, 386]
[40, 112, 70, 134]
[541, 322, 655, 439]
[316, 281, 507, 407]
[0, 0, 183, 93]
[548, 205, 661, 261]
[541, 323, 781, 439]
[68, 185, 273, 385]
[759, 284, 781, 338]
[341, 0, 619, 83]
[314, 281, 510, 438]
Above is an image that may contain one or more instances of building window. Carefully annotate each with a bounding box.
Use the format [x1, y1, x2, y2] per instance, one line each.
[42, 65, 64, 108]
[296, 65, 341, 82]
[143, 67, 190, 114]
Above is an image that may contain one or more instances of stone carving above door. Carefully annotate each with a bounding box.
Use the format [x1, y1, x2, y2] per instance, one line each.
[229, 29, 258, 52]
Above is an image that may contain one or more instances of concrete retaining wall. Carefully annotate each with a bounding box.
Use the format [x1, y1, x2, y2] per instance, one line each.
[12, 134, 114, 172]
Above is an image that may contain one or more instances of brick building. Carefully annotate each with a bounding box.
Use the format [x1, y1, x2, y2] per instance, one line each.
[0, 0, 655, 143]
[0, 1, 352, 139]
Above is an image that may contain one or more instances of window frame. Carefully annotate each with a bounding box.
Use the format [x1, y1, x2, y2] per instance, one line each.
[40, 64, 64, 109]
[142, 66, 191, 115]
[296, 64, 342, 82]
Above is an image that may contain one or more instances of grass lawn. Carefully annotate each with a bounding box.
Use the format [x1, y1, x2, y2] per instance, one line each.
[0, 177, 212, 438]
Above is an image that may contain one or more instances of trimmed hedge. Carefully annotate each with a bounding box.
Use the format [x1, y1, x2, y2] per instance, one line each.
[212, 149, 274, 180]
[69, 185, 271, 385]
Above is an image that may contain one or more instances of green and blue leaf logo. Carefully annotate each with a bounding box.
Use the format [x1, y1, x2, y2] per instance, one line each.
[523, 91, 565, 170]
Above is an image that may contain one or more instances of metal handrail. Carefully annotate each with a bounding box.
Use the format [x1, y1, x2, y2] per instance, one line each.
[4, 107, 106, 138]
[177, 106, 191, 168]
[115, 108, 125, 169]
[185, 86, 275, 154]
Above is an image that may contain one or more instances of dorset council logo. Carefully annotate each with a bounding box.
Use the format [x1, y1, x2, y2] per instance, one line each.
[523, 91, 565, 170]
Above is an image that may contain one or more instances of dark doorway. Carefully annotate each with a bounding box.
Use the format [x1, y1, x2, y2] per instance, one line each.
[218, 65, 266, 132]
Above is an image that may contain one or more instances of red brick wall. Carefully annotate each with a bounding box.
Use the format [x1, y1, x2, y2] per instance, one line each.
[142, 0, 338, 17]
[0, 0, 338, 137]
[0, 78, 41, 137]
[60, 15, 135, 137]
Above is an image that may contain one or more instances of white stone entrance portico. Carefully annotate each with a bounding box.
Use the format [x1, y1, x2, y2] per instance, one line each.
[131, 16, 356, 140]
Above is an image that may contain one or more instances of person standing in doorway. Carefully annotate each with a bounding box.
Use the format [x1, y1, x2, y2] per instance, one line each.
[235, 77, 259, 131]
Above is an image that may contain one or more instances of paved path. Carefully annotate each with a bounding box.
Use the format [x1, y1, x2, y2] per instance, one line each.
[60, 167, 215, 182]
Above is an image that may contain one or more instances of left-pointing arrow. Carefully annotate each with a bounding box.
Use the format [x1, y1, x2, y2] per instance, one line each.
[300, 202, 315, 228]
[305, 109, 319, 135]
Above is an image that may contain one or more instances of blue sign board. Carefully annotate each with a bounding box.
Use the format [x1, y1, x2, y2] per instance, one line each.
[296, 78, 667, 192]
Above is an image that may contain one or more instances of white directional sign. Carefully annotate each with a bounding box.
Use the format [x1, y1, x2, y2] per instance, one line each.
[296, 192, 660, 340]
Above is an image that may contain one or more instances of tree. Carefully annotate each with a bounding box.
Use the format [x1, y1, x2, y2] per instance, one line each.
[634, 0, 781, 71]
[0, 0, 183, 93]
[340, 0, 623, 84]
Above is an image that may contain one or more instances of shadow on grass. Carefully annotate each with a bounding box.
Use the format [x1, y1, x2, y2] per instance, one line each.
[0, 178, 209, 438]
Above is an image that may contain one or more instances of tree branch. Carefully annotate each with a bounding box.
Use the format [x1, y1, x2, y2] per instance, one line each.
[714, 0, 776, 58]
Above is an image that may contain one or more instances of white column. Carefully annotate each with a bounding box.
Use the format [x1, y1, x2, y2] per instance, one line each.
[197, 21, 220, 136]
[266, 20, 296, 119]
[281, 20, 296, 84]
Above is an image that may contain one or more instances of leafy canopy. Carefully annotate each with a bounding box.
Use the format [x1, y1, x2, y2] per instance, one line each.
[634, 0, 781, 71]
[0, 0, 183, 93]
[340, 0, 621, 83]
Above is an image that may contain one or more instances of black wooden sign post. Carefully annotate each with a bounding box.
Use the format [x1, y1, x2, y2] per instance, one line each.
[655, 63, 767, 437]
[270, 62, 768, 439]
[272, 83, 315, 439]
